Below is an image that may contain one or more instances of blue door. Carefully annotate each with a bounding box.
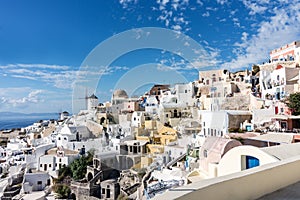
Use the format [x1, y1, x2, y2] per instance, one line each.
[246, 125, 252, 131]
[246, 156, 259, 169]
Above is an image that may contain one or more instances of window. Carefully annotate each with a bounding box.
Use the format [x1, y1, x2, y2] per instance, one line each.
[185, 90, 187, 93]
[245, 156, 259, 169]
[102, 188, 105, 194]
[203, 122, 205, 127]
[106, 189, 110, 198]
[204, 150, 208, 158]
[212, 74, 216, 82]
[40, 164, 42, 168]
[206, 80, 210, 85]
[49, 164, 51, 168]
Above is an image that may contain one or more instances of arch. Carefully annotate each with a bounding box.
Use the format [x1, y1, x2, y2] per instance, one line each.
[218, 145, 279, 177]
[70, 193, 76, 200]
[174, 109, 178, 118]
[87, 172, 93, 182]
[100, 117, 105, 125]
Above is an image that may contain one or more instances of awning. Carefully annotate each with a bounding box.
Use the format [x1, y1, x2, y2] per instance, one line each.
[289, 115, 300, 119]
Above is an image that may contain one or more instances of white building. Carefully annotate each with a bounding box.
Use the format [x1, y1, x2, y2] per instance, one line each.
[24, 143, 55, 169]
[56, 124, 94, 147]
[60, 111, 69, 120]
[200, 110, 252, 137]
[38, 147, 79, 177]
[270, 41, 300, 63]
[174, 82, 195, 107]
[22, 170, 51, 193]
[144, 96, 159, 115]
[88, 94, 98, 111]
[260, 65, 300, 100]
[131, 111, 145, 128]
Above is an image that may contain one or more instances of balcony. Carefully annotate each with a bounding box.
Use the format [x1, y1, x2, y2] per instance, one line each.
[155, 155, 300, 200]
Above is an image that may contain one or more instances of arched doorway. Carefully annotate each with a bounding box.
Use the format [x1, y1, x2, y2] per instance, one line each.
[87, 172, 93, 181]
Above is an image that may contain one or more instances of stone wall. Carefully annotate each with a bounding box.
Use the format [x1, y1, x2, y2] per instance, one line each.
[221, 95, 250, 110]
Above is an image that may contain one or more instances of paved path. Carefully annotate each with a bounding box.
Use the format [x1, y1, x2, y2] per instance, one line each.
[257, 181, 300, 200]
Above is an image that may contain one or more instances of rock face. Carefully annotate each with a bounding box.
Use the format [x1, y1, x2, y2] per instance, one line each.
[86, 120, 103, 137]
[221, 95, 250, 110]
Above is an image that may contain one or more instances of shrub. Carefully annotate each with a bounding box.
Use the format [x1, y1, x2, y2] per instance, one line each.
[52, 184, 71, 199]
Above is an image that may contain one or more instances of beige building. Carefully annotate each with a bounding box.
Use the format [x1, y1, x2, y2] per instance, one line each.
[199, 69, 230, 85]
[197, 137, 242, 177]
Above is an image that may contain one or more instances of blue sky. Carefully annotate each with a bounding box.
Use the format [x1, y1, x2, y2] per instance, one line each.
[0, 0, 300, 113]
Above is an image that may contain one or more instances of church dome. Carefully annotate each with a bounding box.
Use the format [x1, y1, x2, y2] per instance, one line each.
[113, 89, 128, 99]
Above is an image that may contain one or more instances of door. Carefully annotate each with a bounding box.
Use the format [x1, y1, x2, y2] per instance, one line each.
[246, 156, 259, 169]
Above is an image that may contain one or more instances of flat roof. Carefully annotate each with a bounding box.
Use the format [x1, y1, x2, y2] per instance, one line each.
[250, 133, 294, 144]
[261, 142, 300, 160]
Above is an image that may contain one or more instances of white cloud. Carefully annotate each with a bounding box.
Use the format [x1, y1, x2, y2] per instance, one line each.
[242, 0, 268, 15]
[119, 0, 137, 8]
[0, 89, 44, 108]
[216, 0, 228, 5]
[232, 18, 240, 27]
[172, 25, 182, 31]
[223, 2, 300, 69]
[206, 7, 218, 11]
[154, 0, 191, 32]
[0, 63, 70, 70]
[196, 0, 203, 6]
[2, 63, 129, 89]
[202, 11, 210, 17]
[241, 32, 248, 42]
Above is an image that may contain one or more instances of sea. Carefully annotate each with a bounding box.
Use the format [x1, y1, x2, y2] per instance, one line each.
[0, 113, 59, 130]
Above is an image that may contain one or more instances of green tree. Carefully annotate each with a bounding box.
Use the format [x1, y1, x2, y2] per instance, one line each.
[69, 149, 95, 180]
[53, 184, 71, 199]
[285, 92, 300, 115]
[56, 165, 72, 183]
[70, 156, 87, 180]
